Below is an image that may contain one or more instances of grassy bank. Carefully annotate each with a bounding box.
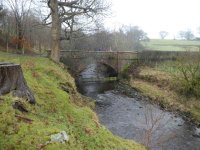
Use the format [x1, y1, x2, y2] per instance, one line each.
[0, 52, 145, 150]
[143, 39, 200, 51]
[129, 65, 200, 124]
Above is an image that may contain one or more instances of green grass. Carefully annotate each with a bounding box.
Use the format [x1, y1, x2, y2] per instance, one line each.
[0, 52, 145, 150]
[143, 39, 200, 51]
[191, 107, 200, 121]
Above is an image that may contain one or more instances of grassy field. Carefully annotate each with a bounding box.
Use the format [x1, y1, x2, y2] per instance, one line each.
[143, 39, 200, 51]
[0, 52, 145, 150]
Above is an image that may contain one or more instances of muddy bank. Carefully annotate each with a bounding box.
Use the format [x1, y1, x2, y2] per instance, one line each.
[117, 81, 200, 127]
[127, 65, 200, 127]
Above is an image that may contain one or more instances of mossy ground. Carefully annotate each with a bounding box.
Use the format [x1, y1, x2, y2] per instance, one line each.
[129, 65, 200, 123]
[0, 52, 145, 150]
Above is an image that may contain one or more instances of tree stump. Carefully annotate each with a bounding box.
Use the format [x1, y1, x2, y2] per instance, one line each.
[0, 63, 36, 104]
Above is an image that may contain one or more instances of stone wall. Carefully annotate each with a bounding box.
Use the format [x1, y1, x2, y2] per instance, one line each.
[60, 50, 138, 75]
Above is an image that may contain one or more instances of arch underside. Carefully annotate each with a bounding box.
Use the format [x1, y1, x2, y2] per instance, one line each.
[60, 56, 118, 76]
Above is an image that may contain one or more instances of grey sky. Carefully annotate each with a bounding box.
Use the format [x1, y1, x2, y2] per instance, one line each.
[104, 0, 200, 39]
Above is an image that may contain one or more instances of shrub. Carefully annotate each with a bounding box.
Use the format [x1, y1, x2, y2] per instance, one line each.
[176, 51, 200, 97]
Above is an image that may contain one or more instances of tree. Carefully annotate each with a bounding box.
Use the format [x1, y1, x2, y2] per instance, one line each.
[159, 31, 168, 39]
[0, 0, 52, 54]
[0, 3, 6, 28]
[179, 30, 194, 40]
[197, 26, 200, 35]
[90, 30, 112, 51]
[126, 26, 149, 42]
[6, 0, 33, 52]
[46, 0, 109, 62]
[69, 26, 149, 51]
[122, 26, 149, 50]
[0, 4, 4, 19]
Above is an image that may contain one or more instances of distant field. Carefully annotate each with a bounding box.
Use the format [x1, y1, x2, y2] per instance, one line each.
[143, 39, 200, 51]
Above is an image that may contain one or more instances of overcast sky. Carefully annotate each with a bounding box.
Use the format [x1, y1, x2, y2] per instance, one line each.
[104, 0, 200, 39]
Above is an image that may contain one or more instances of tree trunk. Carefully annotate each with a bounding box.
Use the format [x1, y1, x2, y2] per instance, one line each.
[0, 63, 36, 104]
[50, 0, 61, 62]
[22, 44, 25, 55]
[5, 32, 9, 53]
[17, 22, 23, 51]
[6, 41, 9, 53]
[39, 40, 42, 56]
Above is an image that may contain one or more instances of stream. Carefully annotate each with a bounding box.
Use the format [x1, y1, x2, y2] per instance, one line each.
[76, 64, 200, 150]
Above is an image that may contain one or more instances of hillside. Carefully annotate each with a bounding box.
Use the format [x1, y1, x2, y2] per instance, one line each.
[0, 52, 145, 150]
[143, 39, 200, 51]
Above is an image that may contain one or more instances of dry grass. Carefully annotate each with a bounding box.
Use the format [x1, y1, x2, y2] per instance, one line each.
[130, 66, 200, 122]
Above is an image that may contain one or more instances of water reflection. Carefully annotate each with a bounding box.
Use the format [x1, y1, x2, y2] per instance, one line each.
[76, 63, 200, 150]
[76, 63, 116, 98]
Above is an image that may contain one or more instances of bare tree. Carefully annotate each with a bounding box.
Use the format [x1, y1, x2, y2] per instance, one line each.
[179, 29, 194, 41]
[0, 4, 4, 20]
[159, 31, 168, 39]
[111, 26, 148, 51]
[21, 11, 52, 54]
[6, 0, 33, 53]
[45, 0, 109, 62]
[176, 51, 200, 97]
[0, 2, 6, 29]
[64, 26, 149, 52]
[142, 105, 176, 149]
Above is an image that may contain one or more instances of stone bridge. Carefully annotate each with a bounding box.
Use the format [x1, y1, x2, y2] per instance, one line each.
[59, 50, 138, 75]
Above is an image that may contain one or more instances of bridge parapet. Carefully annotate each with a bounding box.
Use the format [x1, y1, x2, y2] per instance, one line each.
[48, 50, 138, 75]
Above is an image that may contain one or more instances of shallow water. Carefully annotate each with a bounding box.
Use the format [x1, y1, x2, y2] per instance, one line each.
[76, 64, 200, 150]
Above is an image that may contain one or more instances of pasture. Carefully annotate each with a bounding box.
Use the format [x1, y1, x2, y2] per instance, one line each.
[143, 39, 200, 51]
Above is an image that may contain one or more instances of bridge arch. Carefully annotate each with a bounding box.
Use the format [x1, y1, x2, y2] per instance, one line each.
[95, 62, 118, 77]
[78, 62, 118, 77]
[60, 50, 138, 75]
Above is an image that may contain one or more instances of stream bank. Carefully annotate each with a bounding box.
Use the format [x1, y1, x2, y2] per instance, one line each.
[128, 66, 200, 126]
[76, 63, 200, 150]
[0, 52, 144, 150]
